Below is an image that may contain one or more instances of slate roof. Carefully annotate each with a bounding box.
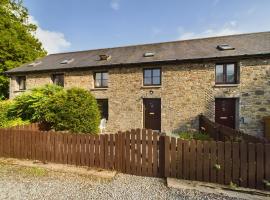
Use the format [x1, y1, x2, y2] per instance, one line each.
[6, 31, 270, 74]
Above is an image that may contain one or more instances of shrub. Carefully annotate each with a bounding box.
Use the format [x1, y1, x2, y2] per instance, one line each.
[0, 100, 29, 128]
[8, 84, 64, 121]
[178, 131, 211, 141]
[41, 87, 100, 134]
[8, 85, 100, 134]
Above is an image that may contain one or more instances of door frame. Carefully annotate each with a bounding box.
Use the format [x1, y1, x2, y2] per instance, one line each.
[143, 98, 161, 131]
[214, 97, 239, 129]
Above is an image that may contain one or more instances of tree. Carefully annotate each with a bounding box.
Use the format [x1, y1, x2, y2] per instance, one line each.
[0, 0, 46, 99]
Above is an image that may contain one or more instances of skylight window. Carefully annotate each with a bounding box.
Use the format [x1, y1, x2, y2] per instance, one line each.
[60, 58, 74, 64]
[217, 44, 235, 51]
[99, 55, 111, 61]
[143, 52, 155, 57]
[28, 61, 42, 67]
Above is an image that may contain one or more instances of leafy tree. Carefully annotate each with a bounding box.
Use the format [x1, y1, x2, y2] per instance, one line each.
[8, 84, 64, 121]
[0, 100, 29, 128]
[0, 0, 46, 98]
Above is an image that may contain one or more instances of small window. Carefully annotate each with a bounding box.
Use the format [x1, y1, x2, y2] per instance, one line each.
[94, 72, 108, 88]
[215, 63, 238, 84]
[217, 44, 235, 51]
[97, 99, 108, 120]
[143, 68, 161, 86]
[16, 76, 26, 90]
[52, 74, 64, 87]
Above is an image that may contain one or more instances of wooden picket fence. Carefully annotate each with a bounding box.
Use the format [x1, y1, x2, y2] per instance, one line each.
[0, 128, 269, 190]
[199, 115, 268, 143]
[165, 137, 270, 190]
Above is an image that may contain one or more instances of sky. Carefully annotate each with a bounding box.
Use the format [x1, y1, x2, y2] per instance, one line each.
[23, 0, 270, 54]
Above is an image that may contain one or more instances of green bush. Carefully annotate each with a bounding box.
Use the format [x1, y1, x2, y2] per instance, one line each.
[41, 88, 100, 134]
[8, 85, 100, 134]
[0, 100, 29, 128]
[8, 84, 64, 121]
[178, 131, 211, 141]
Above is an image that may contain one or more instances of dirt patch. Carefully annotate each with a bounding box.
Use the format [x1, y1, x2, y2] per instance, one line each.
[0, 158, 116, 182]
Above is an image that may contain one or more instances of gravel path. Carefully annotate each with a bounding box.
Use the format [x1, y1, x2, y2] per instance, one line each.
[0, 164, 243, 200]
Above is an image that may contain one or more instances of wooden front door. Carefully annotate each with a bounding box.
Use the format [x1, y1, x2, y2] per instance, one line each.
[215, 98, 236, 128]
[144, 99, 161, 131]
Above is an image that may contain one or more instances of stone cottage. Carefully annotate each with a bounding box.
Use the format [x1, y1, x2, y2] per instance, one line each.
[6, 32, 270, 137]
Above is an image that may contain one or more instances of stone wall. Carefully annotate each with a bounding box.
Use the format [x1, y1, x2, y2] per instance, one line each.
[9, 57, 270, 136]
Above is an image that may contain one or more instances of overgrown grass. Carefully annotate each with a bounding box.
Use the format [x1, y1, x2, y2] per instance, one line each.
[0, 163, 47, 177]
[18, 166, 47, 177]
[178, 131, 211, 141]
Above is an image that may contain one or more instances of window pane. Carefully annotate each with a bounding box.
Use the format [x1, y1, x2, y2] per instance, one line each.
[95, 73, 101, 79]
[153, 76, 160, 85]
[97, 99, 108, 120]
[102, 79, 108, 87]
[215, 65, 224, 83]
[153, 69, 160, 77]
[226, 64, 235, 83]
[144, 77, 152, 85]
[144, 70, 152, 78]
[18, 77, 26, 90]
[95, 79, 102, 87]
[58, 75, 64, 86]
[102, 72, 108, 80]
[53, 75, 64, 87]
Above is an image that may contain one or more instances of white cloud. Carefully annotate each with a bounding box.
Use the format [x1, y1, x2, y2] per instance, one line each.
[178, 21, 241, 40]
[110, 0, 120, 10]
[28, 16, 71, 54]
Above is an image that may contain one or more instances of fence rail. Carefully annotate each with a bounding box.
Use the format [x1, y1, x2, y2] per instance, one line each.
[199, 115, 267, 143]
[0, 128, 269, 190]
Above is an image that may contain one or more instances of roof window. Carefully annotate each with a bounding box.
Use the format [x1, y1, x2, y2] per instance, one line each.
[99, 55, 111, 61]
[217, 44, 235, 51]
[143, 52, 155, 57]
[60, 58, 74, 64]
[28, 61, 42, 67]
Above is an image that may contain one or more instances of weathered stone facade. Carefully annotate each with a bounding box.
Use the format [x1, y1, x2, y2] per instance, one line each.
[9, 57, 270, 137]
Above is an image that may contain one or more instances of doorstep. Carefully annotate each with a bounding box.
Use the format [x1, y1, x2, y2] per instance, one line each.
[167, 178, 270, 200]
[0, 158, 117, 180]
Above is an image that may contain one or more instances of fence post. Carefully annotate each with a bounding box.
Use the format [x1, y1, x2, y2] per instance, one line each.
[164, 135, 170, 177]
[159, 134, 165, 178]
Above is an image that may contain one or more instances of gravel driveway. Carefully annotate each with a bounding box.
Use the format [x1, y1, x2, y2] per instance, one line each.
[0, 164, 243, 200]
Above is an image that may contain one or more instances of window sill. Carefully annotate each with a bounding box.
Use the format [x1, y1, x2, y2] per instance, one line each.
[214, 84, 239, 88]
[14, 90, 26, 92]
[90, 88, 108, 91]
[141, 85, 161, 89]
